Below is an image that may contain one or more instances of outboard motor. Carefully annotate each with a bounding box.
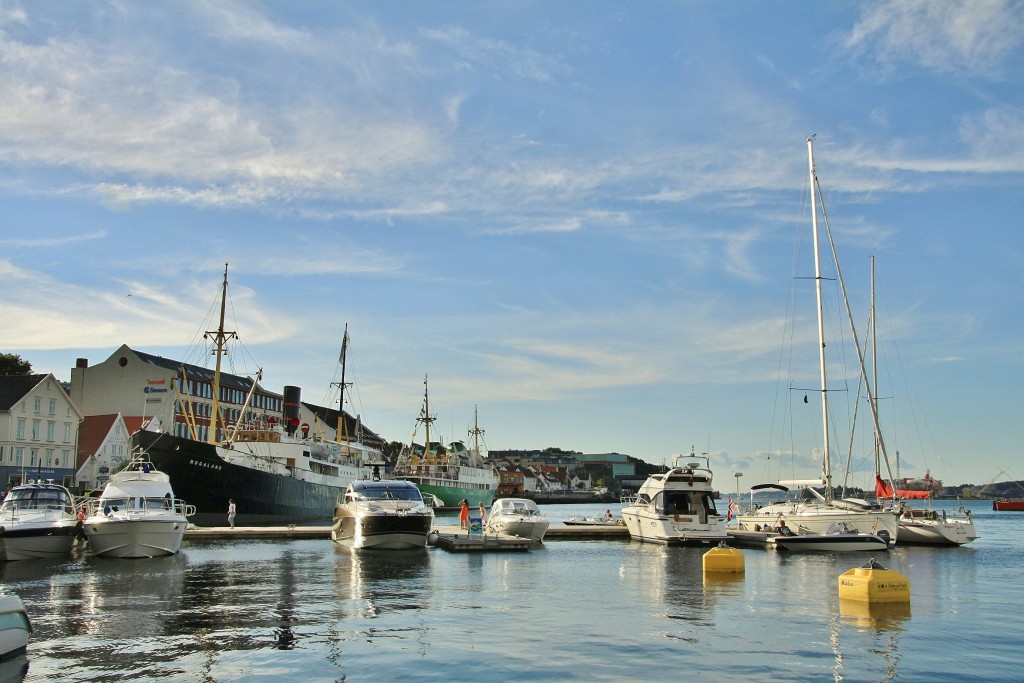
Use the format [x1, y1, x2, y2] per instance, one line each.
[282, 385, 302, 436]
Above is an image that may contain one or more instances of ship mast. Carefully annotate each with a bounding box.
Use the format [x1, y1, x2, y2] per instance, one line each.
[206, 263, 237, 444]
[808, 137, 832, 503]
[469, 404, 485, 460]
[418, 376, 436, 460]
[332, 324, 351, 443]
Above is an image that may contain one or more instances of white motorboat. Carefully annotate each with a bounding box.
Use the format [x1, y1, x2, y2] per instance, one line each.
[331, 478, 434, 550]
[896, 505, 977, 546]
[736, 139, 900, 541]
[485, 498, 550, 541]
[82, 457, 195, 558]
[766, 522, 891, 552]
[0, 594, 31, 660]
[620, 451, 728, 546]
[563, 513, 621, 526]
[0, 483, 81, 561]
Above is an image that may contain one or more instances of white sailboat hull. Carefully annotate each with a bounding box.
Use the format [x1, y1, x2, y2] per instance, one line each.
[737, 502, 900, 541]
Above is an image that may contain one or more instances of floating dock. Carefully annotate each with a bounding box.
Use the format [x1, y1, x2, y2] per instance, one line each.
[430, 532, 533, 552]
[183, 523, 631, 542]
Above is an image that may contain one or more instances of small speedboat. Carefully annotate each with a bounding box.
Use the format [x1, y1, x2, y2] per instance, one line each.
[331, 479, 434, 550]
[563, 514, 621, 526]
[486, 498, 550, 542]
[0, 483, 81, 561]
[82, 457, 195, 558]
[0, 594, 31, 659]
[766, 522, 892, 552]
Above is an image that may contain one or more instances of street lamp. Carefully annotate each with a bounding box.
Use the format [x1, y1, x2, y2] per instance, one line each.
[734, 472, 743, 514]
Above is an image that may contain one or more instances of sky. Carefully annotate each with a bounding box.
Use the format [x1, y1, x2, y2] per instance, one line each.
[1, 1, 1021, 488]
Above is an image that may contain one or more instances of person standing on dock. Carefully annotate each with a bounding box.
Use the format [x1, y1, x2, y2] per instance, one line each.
[459, 499, 470, 530]
[478, 502, 488, 523]
[228, 499, 236, 528]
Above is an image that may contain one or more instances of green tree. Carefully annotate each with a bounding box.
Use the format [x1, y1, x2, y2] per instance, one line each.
[0, 353, 32, 375]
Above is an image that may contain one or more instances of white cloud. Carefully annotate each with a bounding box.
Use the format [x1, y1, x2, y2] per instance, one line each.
[845, 0, 1024, 76]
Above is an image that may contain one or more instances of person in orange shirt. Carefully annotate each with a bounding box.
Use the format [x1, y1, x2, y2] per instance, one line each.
[459, 499, 470, 530]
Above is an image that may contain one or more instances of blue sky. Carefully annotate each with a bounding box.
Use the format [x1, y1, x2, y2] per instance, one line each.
[2, 1, 1021, 487]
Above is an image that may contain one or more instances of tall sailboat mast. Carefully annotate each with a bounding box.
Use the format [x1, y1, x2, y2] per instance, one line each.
[808, 137, 832, 503]
[206, 263, 237, 444]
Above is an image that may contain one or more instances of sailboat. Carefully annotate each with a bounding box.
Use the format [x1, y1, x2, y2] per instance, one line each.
[133, 265, 382, 525]
[736, 138, 900, 542]
[391, 379, 497, 511]
[866, 257, 977, 545]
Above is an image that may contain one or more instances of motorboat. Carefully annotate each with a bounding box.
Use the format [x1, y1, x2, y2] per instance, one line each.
[82, 456, 195, 558]
[485, 498, 550, 541]
[331, 478, 434, 550]
[563, 513, 621, 526]
[620, 451, 728, 546]
[0, 594, 31, 659]
[0, 483, 81, 561]
[896, 505, 977, 545]
[766, 522, 891, 552]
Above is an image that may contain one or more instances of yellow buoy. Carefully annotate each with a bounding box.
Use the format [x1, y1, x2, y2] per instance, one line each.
[703, 542, 744, 573]
[838, 558, 910, 603]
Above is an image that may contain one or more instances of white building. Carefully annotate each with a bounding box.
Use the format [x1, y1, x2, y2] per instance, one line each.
[0, 373, 82, 488]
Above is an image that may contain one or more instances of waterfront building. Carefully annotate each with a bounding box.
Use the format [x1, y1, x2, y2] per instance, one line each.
[0, 373, 81, 488]
[69, 345, 384, 451]
[74, 413, 134, 492]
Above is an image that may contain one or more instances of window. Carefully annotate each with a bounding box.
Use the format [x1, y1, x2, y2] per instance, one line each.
[30, 449, 37, 467]
[47, 422, 55, 442]
[46, 449, 54, 466]
[16, 419, 25, 439]
[49, 399, 57, 415]
[14, 448, 23, 466]
[31, 420, 40, 440]
[64, 423, 71, 443]
[33, 397, 41, 413]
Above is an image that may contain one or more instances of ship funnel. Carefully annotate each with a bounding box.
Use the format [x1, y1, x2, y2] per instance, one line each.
[283, 385, 301, 436]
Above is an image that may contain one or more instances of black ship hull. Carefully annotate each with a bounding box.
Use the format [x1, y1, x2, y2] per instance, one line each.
[132, 430, 342, 526]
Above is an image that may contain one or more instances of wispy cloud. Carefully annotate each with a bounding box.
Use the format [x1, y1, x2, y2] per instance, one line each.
[845, 0, 1024, 76]
[0, 230, 107, 247]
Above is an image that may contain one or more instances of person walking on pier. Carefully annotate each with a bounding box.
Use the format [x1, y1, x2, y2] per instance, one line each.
[459, 499, 470, 530]
[228, 499, 237, 528]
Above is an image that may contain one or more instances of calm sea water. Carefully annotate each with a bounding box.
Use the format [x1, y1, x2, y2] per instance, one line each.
[2, 500, 1018, 682]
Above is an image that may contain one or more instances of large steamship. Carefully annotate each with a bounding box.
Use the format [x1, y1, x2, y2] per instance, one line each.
[131, 265, 381, 526]
[134, 385, 380, 526]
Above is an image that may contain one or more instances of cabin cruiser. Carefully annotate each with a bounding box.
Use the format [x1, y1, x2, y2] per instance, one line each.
[620, 452, 728, 546]
[0, 483, 81, 561]
[82, 457, 195, 558]
[331, 479, 434, 550]
[0, 594, 31, 660]
[485, 498, 550, 542]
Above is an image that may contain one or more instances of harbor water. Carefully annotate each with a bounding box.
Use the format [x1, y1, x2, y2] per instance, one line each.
[3, 500, 1019, 682]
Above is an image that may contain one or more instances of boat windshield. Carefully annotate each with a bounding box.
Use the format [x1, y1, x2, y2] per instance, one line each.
[354, 487, 422, 502]
[1, 487, 71, 511]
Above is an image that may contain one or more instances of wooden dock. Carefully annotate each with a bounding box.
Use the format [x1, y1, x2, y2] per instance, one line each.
[183, 522, 631, 543]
